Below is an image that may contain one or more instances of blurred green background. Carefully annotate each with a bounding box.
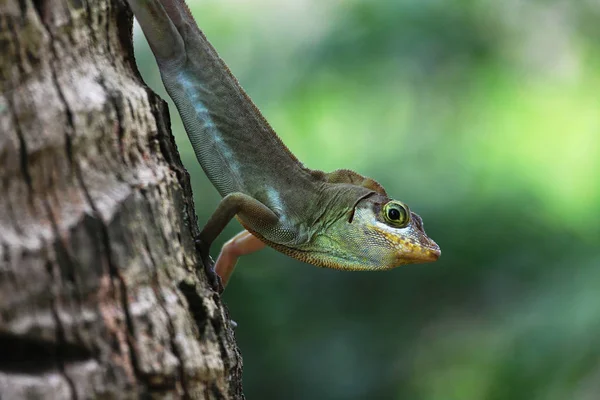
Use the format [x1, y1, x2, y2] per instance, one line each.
[134, 0, 600, 398]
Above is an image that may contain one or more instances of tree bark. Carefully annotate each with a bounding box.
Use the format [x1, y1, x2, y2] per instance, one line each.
[0, 0, 244, 398]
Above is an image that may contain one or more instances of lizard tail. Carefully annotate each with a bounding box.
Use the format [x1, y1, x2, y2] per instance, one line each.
[126, 0, 186, 66]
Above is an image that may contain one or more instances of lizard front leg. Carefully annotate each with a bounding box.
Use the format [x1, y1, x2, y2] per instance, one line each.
[196, 192, 279, 292]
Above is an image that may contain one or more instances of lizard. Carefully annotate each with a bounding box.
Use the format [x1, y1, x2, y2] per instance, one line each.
[127, 0, 441, 291]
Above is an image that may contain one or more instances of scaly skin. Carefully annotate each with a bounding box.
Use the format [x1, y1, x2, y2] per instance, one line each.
[127, 0, 441, 290]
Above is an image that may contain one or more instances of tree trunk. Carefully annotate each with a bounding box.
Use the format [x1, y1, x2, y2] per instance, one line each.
[0, 0, 244, 398]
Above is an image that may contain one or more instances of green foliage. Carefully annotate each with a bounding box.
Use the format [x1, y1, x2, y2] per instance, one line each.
[134, 0, 600, 398]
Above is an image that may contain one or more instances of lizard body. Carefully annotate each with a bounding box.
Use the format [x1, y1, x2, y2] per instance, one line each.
[128, 0, 440, 290]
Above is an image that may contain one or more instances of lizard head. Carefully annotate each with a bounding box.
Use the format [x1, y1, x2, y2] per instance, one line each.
[308, 193, 440, 270]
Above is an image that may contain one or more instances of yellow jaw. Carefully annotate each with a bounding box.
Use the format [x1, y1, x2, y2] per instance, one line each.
[370, 223, 440, 266]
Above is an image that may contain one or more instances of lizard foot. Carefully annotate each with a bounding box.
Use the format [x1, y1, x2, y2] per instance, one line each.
[195, 238, 224, 293]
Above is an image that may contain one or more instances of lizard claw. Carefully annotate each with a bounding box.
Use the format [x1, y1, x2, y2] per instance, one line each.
[195, 238, 224, 293]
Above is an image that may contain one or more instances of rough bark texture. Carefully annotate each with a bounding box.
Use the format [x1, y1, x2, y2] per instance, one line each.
[0, 0, 244, 398]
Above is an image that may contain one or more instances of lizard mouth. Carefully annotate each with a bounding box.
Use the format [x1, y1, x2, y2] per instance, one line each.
[423, 243, 441, 262]
[421, 239, 441, 262]
[405, 239, 441, 264]
[371, 224, 441, 265]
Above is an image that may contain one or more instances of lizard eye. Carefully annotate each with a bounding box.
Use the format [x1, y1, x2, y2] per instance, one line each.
[382, 201, 410, 228]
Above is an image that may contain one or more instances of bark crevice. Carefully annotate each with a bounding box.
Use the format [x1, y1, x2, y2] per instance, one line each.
[178, 281, 209, 340]
[74, 163, 143, 385]
[7, 99, 33, 196]
[143, 233, 191, 398]
[0, 333, 91, 373]
[45, 258, 79, 400]
[97, 75, 127, 163]
[33, 1, 76, 167]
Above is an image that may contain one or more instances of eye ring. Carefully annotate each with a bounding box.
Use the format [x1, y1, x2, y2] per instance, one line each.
[382, 201, 410, 228]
